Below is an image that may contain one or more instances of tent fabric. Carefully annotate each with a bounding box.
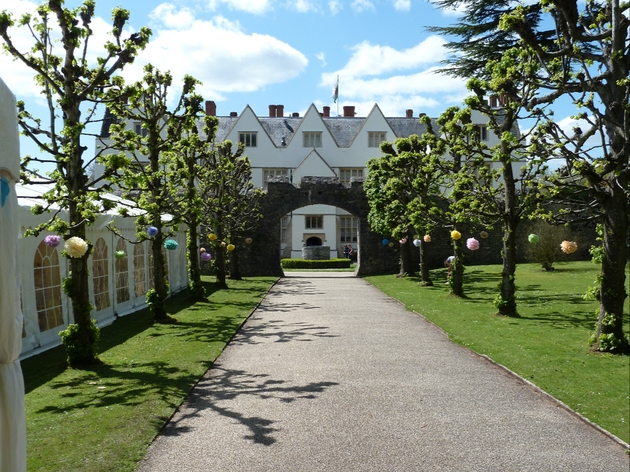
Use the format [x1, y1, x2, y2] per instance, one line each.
[0, 76, 27, 472]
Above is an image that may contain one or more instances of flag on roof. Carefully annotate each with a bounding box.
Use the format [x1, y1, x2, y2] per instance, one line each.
[332, 76, 339, 103]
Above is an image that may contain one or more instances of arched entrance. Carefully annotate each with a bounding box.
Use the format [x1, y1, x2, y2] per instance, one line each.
[305, 236, 323, 246]
[238, 177, 399, 277]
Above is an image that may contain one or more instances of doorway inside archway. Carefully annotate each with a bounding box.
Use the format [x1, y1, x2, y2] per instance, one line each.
[305, 236, 323, 246]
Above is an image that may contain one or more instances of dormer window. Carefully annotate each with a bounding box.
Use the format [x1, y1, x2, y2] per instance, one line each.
[474, 125, 488, 141]
[239, 132, 257, 147]
[303, 132, 322, 148]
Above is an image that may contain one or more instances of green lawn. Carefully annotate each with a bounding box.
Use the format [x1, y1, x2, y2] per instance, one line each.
[21, 276, 277, 472]
[365, 261, 630, 444]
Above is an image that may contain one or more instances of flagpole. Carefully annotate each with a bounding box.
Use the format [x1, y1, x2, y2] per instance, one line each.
[336, 75, 339, 116]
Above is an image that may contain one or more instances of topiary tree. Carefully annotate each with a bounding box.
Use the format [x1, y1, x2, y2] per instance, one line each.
[0, 0, 150, 366]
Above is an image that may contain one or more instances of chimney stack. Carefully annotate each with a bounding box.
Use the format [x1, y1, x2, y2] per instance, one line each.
[229, 111, 237, 117]
[276, 104, 284, 118]
[292, 112, 299, 117]
[419, 113, 426, 118]
[343, 106, 355, 117]
[406, 109, 413, 118]
[323, 106, 330, 117]
[205, 100, 216, 116]
[269, 105, 277, 117]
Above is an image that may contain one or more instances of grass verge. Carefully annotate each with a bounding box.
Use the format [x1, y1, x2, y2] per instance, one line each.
[21, 276, 277, 472]
[365, 261, 629, 444]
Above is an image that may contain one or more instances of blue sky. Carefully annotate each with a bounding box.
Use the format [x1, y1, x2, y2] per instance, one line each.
[1, 0, 579, 169]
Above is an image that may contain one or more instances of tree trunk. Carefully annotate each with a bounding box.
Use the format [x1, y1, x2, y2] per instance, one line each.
[418, 239, 433, 286]
[498, 219, 518, 316]
[229, 249, 242, 280]
[451, 228, 465, 297]
[593, 188, 628, 352]
[150, 219, 169, 321]
[186, 223, 205, 299]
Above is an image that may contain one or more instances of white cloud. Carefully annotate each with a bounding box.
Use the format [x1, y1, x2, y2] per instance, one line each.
[329, 0, 342, 15]
[291, 0, 317, 13]
[150, 3, 196, 29]
[316, 52, 327, 66]
[332, 36, 449, 79]
[206, 0, 271, 15]
[393, 0, 411, 11]
[125, 11, 308, 101]
[351, 0, 375, 13]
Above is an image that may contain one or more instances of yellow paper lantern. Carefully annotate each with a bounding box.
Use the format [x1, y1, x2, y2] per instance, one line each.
[451, 230, 461, 240]
[208, 233, 217, 241]
[227, 244, 235, 252]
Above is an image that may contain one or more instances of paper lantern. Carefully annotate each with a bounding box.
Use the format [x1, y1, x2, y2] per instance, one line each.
[528, 234, 540, 244]
[164, 239, 178, 250]
[147, 226, 158, 237]
[423, 234, 431, 243]
[466, 238, 480, 250]
[115, 250, 126, 259]
[382, 239, 389, 245]
[388, 242, 394, 247]
[451, 230, 461, 240]
[399, 237, 407, 244]
[44, 235, 61, 248]
[65, 237, 88, 258]
[246, 237, 253, 244]
[200, 247, 206, 253]
[227, 244, 235, 252]
[413, 239, 421, 247]
[201, 252, 211, 262]
[560, 240, 577, 254]
[208, 233, 217, 241]
[480, 231, 489, 239]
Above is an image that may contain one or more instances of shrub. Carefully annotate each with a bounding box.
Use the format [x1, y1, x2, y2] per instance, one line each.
[281, 258, 352, 269]
[524, 220, 571, 271]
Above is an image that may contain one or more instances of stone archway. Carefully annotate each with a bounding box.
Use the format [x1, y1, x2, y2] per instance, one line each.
[238, 177, 399, 277]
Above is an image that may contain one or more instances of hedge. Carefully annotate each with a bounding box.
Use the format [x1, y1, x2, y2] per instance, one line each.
[281, 258, 352, 269]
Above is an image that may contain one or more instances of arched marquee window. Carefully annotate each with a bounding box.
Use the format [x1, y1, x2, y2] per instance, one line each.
[115, 238, 130, 304]
[33, 240, 63, 332]
[92, 237, 111, 311]
[133, 243, 147, 298]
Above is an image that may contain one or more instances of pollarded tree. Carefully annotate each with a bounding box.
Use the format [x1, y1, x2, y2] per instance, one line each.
[431, 0, 628, 351]
[103, 66, 203, 321]
[169, 114, 219, 299]
[0, 1, 150, 366]
[199, 139, 260, 288]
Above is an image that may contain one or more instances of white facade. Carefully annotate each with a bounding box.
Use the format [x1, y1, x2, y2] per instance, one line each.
[210, 102, 517, 259]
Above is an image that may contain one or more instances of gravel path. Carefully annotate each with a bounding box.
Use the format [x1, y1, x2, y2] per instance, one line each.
[137, 272, 629, 472]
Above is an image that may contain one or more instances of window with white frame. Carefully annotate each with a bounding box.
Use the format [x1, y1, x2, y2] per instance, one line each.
[239, 132, 257, 147]
[33, 240, 64, 332]
[115, 238, 130, 304]
[305, 215, 323, 229]
[133, 243, 147, 298]
[92, 237, 111, 311]
[281, 215, 290, 243]
[339, 168, 364, 182]
[340, 216, 358, 243]
[133, 122, 148, 137]
[368, 131, 386, 148]
[303, 132, 322, 148]
[263, 168, 288, 188]
[474, 125, 488, 141]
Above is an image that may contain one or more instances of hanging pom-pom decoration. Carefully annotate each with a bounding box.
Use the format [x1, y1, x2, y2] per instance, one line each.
[388, 242, 394, 247]
[451, 230, 461, 240]
[528, 234, 540, 244]
[201, 252, 212, 262]
[399, 237, 407, 244]
[44, 235, 61, 248]
[382, 239, 389, 245]
[65, 237, 89, 258]
[115, 250, 126, 259]
[560, 240, 577, 254]
[466, 238, 480, 251]
[413, 239, 421, 247]
[227, 244, 235, 252]
[164, 239, 179, 250]
[208, 233, 217, 241]
[480, 231, 489, 239]
[246, 237, 253, 244]
[200, 247, 206, 253]
[423, 234, 431, 243]
[147, 226, 158, 237]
